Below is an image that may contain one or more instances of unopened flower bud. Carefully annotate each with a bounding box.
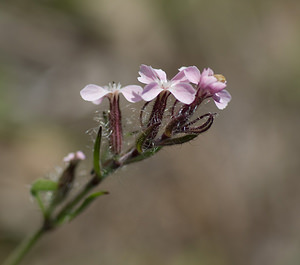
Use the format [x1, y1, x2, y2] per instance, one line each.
[51, 151, 85, 207]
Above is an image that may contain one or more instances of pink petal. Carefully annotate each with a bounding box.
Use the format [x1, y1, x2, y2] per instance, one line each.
[182, 66, 201, 84]
[75, 151, 86, 160]
[200, 75, 217, 88]
[138, 64, 158, 84]
[209, 81, 227, 93]
[153, 68, 167, 82]
[63, 151, 86, 162]
[213, 90, 231, 110]
[202, 68, 214, 76]
[171, 69, 189, 83]
[120, 85, 143, 103]
[63, 152, 75, 162]
[169, 83, 196, 104]
[80, 84, 109, 102]
[141, 82, 164, 101]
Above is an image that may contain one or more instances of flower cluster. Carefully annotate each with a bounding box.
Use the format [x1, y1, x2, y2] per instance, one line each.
[13, 65, 231, 265]
[81, 64, 231, 108]
[80, 64, 231, 165]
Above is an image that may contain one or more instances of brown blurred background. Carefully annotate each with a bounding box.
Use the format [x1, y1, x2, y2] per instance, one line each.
[0, 0, 300, 264]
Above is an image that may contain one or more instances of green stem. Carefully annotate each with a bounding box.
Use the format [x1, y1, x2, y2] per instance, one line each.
[2, 156, 123, 265]
[55, 158, 122, 221]
[2, 227, 45, 265]
[54, 177, 99, 224]
[54, 164, 118, 225]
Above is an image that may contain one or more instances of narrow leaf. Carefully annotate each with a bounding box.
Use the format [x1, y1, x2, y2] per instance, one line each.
[31, 179, 58, 196]
[69, 191, 109, 221]
[93, 126, 102, 178]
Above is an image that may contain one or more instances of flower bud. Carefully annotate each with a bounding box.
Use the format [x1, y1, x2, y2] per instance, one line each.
[51, 151, 85, 206]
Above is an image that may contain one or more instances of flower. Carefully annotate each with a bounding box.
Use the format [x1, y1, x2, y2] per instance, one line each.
[138, 64, 196, 104]
[182, 66, 231, 109]
[80, 82, 143, 105]
[63, 151, 86, 162]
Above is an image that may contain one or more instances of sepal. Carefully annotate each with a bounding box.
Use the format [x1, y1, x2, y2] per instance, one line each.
[136, 123, 159, 153]
[126, 147, 162, 164]
[157, 134, 198, 146]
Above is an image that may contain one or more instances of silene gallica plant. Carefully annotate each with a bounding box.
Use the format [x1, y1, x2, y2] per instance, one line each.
[2, 64, 231, 265]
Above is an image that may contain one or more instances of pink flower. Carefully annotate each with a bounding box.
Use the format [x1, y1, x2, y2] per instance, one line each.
[182, 66, 231, 109]
[63, 151, 86, 162]
[80, 82, 143, 105]
[138, 64, 196, 104]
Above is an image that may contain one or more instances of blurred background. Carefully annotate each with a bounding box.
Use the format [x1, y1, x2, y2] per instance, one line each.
[0, 0, 299, 264]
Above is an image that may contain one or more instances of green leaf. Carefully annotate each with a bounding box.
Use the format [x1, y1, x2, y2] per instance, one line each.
[158, 134, 198, 146]
[68, 191, 109, 221]
[31, 179, 58, 215]
[31, 179, 58, 196]
[93, 126, 102, 178]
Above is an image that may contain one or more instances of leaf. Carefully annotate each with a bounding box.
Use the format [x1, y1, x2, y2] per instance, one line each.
[31, 179, 58, 215]
[93, 126, 102, 178]
[30, 179, 58, 196]
[68, 191, 109, 221]
[158, 134, 198, 146]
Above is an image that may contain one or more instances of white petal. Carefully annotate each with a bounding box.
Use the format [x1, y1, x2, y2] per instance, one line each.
[80, 84, 109, 102]
[183, 66, 201, 84]
[92, 98, 103, 105]
[138, 65, 158, 84]
[120, 85, 143, 103]
[209, 82, 227, 93]
[169, 83, 196, 104]
[153, 68, 167, 82]
[141, 83, 163, 101]
[172, 70, 188, 84]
